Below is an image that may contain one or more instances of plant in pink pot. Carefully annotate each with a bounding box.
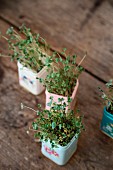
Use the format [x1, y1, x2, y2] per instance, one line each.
[21, 98, 84, 165]
[38, 49, 86, 110]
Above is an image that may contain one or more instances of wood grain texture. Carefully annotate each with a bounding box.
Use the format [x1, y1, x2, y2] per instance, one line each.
[0, 56, 113, 170]
[0, 0, 113, 81]
[0, 57, 113, 170]
[0, 1, 113, 170]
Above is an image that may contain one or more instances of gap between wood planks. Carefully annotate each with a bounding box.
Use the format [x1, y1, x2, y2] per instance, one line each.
[80, 0, 105, 29]
[0, 14, 107, 86]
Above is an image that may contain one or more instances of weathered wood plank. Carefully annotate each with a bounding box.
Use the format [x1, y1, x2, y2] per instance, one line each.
[0, 0, 113, 81]
[0, 56, 113, 170]
[0, 3, 113, 170]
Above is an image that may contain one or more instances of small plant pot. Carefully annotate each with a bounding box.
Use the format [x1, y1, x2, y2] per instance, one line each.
[45, 79, 79, 110]
[17, 61, 47, 95]
[100, 107, 113, 139]
[41, 136, 78, 165]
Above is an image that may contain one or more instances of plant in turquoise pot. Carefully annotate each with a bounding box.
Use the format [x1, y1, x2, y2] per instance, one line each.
[98, 79, 113, 139]
[21, 98, 84, 165]
[0, 24, 51, 95]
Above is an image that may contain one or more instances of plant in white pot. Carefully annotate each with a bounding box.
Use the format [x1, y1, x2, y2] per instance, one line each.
[98, 79, 113, 139]
[0, 24, 51, 95]
[38, 48, 86, 110]
[21, 97, 84, 165]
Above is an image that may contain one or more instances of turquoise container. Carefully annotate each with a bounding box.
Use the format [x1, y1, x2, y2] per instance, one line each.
[100, 107, 113, 139]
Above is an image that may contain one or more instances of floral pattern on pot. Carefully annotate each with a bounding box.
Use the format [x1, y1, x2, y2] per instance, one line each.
[44, 145, 59, 157]
[19, 76, 34, 85]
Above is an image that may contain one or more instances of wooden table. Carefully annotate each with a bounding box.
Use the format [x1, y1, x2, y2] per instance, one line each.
[0, 0, 113, 169]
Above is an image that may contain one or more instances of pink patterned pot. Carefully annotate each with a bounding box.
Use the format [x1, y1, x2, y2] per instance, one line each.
[45, 79, 79, 111]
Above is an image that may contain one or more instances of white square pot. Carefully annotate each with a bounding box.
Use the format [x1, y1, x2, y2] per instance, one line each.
[17, 61, 47, 95]
[41, 137, 78, 165]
